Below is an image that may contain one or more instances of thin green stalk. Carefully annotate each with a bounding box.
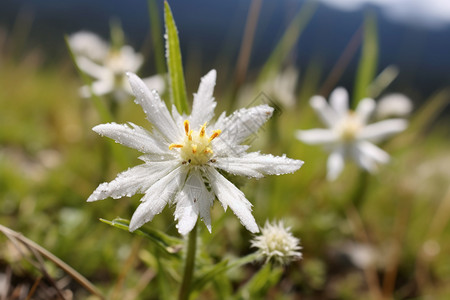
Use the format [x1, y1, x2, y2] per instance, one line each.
[351, 171, 369, 209]
[178, 223, 198, 300]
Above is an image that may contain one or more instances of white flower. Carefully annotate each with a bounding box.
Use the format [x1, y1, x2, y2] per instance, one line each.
[68, 31, 164, 101]
[263, 67, 299, 108]
[251, 220, 302, 265]
[296, 87, 408, 181]
[87, 70, 303, 235]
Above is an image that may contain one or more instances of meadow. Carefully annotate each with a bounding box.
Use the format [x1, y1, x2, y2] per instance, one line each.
[0, 1, 449, 299]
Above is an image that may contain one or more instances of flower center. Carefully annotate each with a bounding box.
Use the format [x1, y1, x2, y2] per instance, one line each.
[169, 120, 221, 165]
[336, 112, 362, 141]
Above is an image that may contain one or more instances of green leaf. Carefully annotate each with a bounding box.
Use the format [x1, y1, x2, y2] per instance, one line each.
[100, 218, 183, 257]
[191, 253, 258, 292]
[164, 1, 189, 114]
[353, 13, 378, 108]
[237, 263, 283, 299]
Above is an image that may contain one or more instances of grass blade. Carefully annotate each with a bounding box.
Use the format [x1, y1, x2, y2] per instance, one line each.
[164, 1, 189, 114]
[353, 13, 378, 107]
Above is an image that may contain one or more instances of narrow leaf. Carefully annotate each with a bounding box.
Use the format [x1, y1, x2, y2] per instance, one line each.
[100, 218, 183, 257]
[191, 253, 258, 292]
[353, 13, 378, 107]
[164, 1, 189, 114]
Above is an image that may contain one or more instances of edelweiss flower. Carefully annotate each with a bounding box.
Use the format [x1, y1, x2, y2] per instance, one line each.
[296, 87, 408, 180]
[251, 220, 302, 265]
[88, 70, 303, 235]
[68, 31, 164, 101]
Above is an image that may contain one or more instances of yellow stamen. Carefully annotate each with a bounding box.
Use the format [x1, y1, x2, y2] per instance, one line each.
[199, 122, 206, 137]
[209, 130, 221, 142]
[169, 143, 183, 150]
[188, 130, 193, 141]
[204, 147, 213, 154]
[192, 144, 197, 154]
[184, 120, 190, 136]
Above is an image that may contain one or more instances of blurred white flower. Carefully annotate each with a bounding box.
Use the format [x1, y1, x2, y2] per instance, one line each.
[264, 67, 299, 108]
[375, 93, 413, 119]
[68, 31, 164, 101]
[296, 87, 408, 180]
[87, 70, 303, 235]
[251, 220, 302, 265]
[237, 67, 299, 109]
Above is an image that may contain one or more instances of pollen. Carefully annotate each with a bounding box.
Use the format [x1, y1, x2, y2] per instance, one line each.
[209, 130, 221, 142]
[169, 120, 221, 165]
[337, 111, 363, 141]
[169, 143, 183, 150]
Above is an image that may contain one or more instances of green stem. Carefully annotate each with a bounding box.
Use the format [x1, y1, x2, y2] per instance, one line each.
[351, 170, 369, 209]
[178, 223, 198, 300]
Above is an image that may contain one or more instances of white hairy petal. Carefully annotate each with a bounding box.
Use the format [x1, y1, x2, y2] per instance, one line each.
[127, 72, 182, 142]
[174, 170, 214, 235]
[129, 166, 188, 231]
[93, 122, 168, 154]
[214, 152, 303, 178]
[214, 105, 274, 151]
[205, 167, 259, 233]
[190, 69, 217, 128]
[87, 160, 180, 202]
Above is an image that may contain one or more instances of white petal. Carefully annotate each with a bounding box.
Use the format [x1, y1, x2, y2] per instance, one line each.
[295, 129, 338, 145]
[204, 167, 259, 233]
[214, 152, 303, 178]
[326, 147, 345, 181]
[68, 31, 109, 61]
[87, 160, 180, 202]
[329, 87, 349, 117]
[358, 119, 408, 143]
[174, 171, 214, 235]
[129, 166, 188, 231]
[93, 122, 168, 154]
[76, 56, 109, 79]
[356, 141, 390, 164]
[190, 70, 217, 128]
[214, 105, 274, 152]
[375, 94, 413, 119]
[309, 95, 339, 127]
[127, 72, 182, 143]
[79, 79, 114, 98]
[355, 98, 376, 124]
[351, 146, 377, 173]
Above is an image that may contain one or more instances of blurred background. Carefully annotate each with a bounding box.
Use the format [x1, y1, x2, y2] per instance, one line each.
[0, 0, 449, 299]
[1, 0, 450, 101]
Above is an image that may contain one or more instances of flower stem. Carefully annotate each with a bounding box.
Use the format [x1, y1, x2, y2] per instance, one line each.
[178, 223, 197, 300]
